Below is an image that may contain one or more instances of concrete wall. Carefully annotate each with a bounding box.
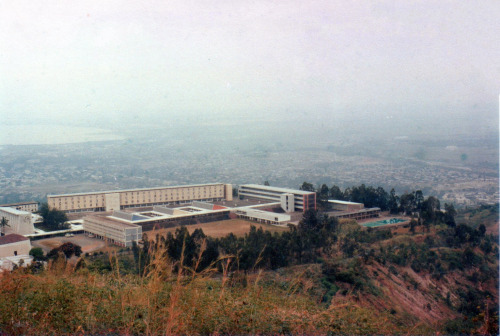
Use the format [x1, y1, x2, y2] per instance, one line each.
[0, 240, 32, 258]
[0, 207, 35, 236]
[280, 193, 295, 213]
[225, 184, 233, 201]
[83, 216, 142, 247]
[234, 208, 290, 224]
[105, 193, 121, 212]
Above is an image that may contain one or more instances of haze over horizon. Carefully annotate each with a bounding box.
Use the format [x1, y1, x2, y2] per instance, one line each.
[1, 0, 499, 133]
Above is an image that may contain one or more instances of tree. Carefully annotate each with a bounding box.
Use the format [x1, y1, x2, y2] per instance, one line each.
[38, 203, 69, 231]
[317, 184, 330, 209]
[399, 192, 416, 215]
[0, 217, 10, 236]
[444, 203, 457, 227]
[388, 189, 399, 214]
[421, 196, 440, 225]
[329, 185, 344, 200]
[375, 187, 389, 211]
[409, 218, 417, 234]
[299, 182, 315, 192]
[415, 190, 424, 211]
[47, 242, 82, 259]
[29, 247, 46, 261]
[264, 180, 270, 186]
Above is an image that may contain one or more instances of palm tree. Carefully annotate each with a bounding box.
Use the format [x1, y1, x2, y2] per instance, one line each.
[0, 217, 10, 236]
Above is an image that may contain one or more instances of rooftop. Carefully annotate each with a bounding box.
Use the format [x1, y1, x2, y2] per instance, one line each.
[0, 201, 39, 207]
[328, 200, 363, 205]
[0, 234, 29, 245]
[47, 183, 228, 197]
[240, 184, 315, 195]
[0, 207, 31, 215]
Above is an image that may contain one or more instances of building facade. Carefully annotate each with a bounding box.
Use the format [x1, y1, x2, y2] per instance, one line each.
[0, 207, 35, 236]
[0, 234, 32, 258]
[83, 215, 142, 247]
[238, 184, 316, 212]
[48, 183, 233, 213]
[233, 207, 291, 225]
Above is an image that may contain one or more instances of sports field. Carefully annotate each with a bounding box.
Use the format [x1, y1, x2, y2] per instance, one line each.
[143, 219, 290, 239]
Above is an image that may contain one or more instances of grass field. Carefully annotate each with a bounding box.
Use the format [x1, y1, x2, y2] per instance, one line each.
[144, 219, 290, 239]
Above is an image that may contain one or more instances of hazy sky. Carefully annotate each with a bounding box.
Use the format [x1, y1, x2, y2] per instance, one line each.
[1, 1, 499, 126]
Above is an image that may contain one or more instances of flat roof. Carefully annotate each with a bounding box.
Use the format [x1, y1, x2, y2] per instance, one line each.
[240, 184, 315, 195]
[328, 200, 363, 205]
[48, 183, 228, 197]
[85, 214, 141, 229]
[0, 207, 31, 215]
[328, 207, 381, 216]
[0, 201, 38, 206]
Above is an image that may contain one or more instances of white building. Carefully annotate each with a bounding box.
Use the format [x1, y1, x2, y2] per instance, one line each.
[238, 184, 316, 213]
[233, 207, 291, 225]
[0, 234, 32, 258]
[0, 207, 36, 236]
[83, 215, 142, 248]
[0, 234, 34, 270]
[83, 202, 231, 247]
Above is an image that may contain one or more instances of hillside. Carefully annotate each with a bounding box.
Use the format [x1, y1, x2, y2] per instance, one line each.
[0, 204, 498, 335]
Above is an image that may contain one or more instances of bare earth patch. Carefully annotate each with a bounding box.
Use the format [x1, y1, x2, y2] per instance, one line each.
[31, 234, 106, 253]
[144, 219, 289, 239]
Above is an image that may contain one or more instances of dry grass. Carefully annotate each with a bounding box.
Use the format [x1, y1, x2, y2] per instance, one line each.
[0, 241, 412, 335]
[143, 219, 289, 239]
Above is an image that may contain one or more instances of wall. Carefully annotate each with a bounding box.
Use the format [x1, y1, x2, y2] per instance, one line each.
[0, 207, 35, 236]
[0, 240, 32, 258]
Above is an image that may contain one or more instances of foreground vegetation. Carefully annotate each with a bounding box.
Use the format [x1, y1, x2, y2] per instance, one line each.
[1, 254, 416, 335]
[1, 193, 498, 335]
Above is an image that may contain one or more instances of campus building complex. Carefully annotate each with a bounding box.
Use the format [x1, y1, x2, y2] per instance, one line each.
[83, 202, 231, 246]
[238, 184, 316, 213]
[45, 183, 318, 247]
[48, 183, 233, 213]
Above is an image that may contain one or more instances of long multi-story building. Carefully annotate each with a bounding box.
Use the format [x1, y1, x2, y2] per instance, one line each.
[48, 183, 233, 213]
[238, 184, 316, 213]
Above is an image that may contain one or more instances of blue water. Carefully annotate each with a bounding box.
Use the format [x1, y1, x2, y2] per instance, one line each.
[363, 218, 406, 227]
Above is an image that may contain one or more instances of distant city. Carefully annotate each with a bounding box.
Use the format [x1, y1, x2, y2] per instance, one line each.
[0, 117, 498, 209]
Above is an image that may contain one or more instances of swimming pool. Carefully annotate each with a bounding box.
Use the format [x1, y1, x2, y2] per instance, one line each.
[362, 218, 407, 228]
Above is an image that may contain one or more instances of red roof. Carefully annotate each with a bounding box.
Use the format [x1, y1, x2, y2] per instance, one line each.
[0, 234, 29, 245]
